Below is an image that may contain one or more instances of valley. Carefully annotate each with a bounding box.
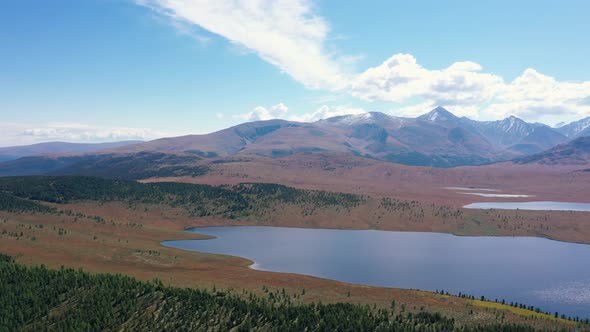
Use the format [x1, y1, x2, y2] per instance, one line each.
[2, 109, 590, 330]
[5, 1, 590, 329]
[0, 174, 589, 329]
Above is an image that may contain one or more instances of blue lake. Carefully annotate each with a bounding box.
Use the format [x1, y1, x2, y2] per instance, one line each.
[163, 226, 590, 318]
[464, 201, 590, 212]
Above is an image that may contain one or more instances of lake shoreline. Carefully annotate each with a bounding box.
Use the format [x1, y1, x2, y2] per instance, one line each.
[464, 201, 590, 212]
[163, 226, 590, 319]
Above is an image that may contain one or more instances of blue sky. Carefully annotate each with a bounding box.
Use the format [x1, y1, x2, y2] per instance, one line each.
[1, 0, 589, 146]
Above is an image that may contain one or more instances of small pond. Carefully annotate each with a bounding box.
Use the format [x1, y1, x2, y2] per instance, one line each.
[464, 201, 590, 212]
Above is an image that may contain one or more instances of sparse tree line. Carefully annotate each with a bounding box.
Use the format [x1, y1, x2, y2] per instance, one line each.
[435, 290, 589, 325]
[0, 254, 557, 331]
[377, 198, 464, 223]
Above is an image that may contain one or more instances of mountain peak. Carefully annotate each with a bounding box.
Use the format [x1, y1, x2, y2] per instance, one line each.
[419, 107, 458, 122]
[495, 115, 530, 134]
[503, 115, 524, 123]
[320, 111, 395, 125]
[556, 117, 590, 138]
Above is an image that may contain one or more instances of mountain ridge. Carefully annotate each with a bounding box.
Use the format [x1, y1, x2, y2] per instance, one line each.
[109, 107, 574, 166]
[1, 107, 588, 177]
[0, 140, 143, 162]
[556, 117, 590, 138]
[514, 136, 590, 166]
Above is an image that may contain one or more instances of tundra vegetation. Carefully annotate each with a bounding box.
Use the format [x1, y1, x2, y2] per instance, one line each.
[0, 176, 588, 330]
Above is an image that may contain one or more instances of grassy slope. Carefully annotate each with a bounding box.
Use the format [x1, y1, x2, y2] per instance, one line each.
[0, 210, 578, 331]
[3, 175, 590, 245]
[0, 176, 585, 329]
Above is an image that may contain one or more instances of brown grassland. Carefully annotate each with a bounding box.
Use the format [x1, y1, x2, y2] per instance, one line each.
[2, 154, 590, 329]
[0, 204, 584, 330]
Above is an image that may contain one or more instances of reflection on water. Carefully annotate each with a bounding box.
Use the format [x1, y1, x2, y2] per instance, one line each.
[533, 280, 590, 305]
[459, 192, 534, 198]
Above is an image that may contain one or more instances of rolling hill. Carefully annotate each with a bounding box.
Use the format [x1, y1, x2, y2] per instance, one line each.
[112, 107, 567, 167]
[0, 141, 142, 162]
[0, 107, 587, 178]
[514, 136, 590, 166]
[108, 107, 570, 167]
[0, 152, 208, 179]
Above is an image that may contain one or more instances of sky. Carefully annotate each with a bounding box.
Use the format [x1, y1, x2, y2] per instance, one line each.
[1, 0, 589, 146]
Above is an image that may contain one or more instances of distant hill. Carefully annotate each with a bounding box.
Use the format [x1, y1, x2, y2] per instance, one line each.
[0, 141, 143, 162]
[109, 107, 570, 167]
[0, 152, 207, 179]
[0, 107, 587, 177]
[507, 126, 569, 155]
[514, 136, 590, 165]
[463, 116, 552, 147]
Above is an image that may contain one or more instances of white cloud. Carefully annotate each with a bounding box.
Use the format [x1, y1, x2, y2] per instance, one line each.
[235, 103, 366, 123]
[289, 105, 367, 122]
[352, 53, 503, 109]
[138, 0, 350, 90]
[236, 103, 289, 121]
[353, 54, 590, 121]
[488, 68, 590, 120]
[137, 2, 590, 122]
[0, 122, 180, 147]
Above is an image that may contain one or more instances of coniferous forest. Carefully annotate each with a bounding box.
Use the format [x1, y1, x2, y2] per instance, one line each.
[0, 254, 550, 332]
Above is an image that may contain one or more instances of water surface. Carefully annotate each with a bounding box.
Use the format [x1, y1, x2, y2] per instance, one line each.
[464, 201, 590, 211]
[163, 226, 590, 318]
[459, 192, 534, 198]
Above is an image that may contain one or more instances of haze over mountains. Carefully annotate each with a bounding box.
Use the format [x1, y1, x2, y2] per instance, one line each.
[0, 141, 142, 163]
[1, 107, 589, 178]
[515, 136, 590, 166]
[555, 117, 590, 139]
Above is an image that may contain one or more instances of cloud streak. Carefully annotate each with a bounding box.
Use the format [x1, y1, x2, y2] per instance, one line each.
[138, 1, 590, 122]
[138, 0, 349, 90]
[0, 122, 180, 147]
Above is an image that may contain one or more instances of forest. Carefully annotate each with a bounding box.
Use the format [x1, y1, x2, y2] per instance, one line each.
[0, 176, 364, 219]
[0, 254, 548, 332]
[0, 191, 56, 214]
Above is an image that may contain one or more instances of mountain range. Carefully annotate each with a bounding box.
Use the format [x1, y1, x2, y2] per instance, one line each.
[1, 107, 589, 178]
[515, 136, 590, 166]
[555, 117, 590, 138]
[108, 106, 585, 167]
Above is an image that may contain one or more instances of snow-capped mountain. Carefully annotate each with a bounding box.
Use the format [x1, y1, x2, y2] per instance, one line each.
[418, 106, 461, 124]
[320, 112, 404, 126]
[556, 117, 590, 138]
[320, 107, 569, 162]
[464, 116, 544, 147]
[1, 107, 586, 173]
